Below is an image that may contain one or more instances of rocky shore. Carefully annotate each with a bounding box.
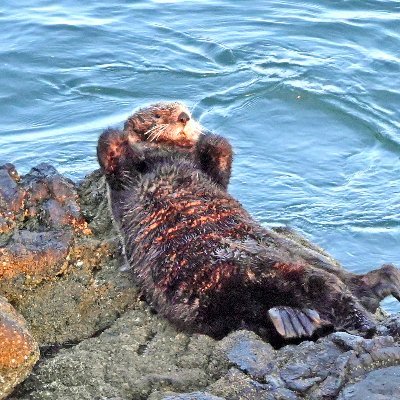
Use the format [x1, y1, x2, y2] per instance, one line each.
[1, 162, 400, 399]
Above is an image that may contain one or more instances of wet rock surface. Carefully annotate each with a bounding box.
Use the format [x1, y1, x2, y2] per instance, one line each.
[10, 315, 400, 399]
[1, 163, 400, 399]
[0, 295, 39, 400]
[338, 365, 400, 400]
[161, 393, 225, 400]
[0, 164, 136, 346]
[207, 329, 400, 399]
[12, 305, 224, 400]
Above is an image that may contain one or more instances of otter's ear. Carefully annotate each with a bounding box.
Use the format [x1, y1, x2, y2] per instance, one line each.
[195, 134, 233, 189]
[97, 128, 144, 178]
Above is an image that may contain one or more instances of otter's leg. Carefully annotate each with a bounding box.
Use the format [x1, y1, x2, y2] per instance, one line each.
[195, 133, 232, 189]
[262, 264, 377, 337]
[302, 269, 377, 336]
[348, 264, 400, 313]
[268, 306, 332, 339]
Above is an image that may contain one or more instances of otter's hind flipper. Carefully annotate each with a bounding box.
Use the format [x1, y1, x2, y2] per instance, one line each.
[97, 128, 144, 188]
[268, 306, 332, 339]
[349, 264, 400, 313]
[195, 133, 232, 189]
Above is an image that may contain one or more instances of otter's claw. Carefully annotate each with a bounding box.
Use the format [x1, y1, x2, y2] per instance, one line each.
[268, 306, 331, 339]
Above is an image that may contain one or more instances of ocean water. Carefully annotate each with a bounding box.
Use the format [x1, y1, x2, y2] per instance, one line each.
[0, 1, 399, 311]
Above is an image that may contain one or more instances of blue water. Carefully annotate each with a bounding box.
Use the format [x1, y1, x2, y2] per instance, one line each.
[0, 1, 399, 311]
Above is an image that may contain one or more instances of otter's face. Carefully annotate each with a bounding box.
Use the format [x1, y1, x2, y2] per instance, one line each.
[124, 102, 202, 148]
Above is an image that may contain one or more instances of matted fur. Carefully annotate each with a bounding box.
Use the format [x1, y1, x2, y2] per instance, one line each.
[97, 129, 400, 343]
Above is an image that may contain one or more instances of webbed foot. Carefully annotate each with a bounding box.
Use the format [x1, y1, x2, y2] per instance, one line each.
[350, 264, 400, 313]
[268, 306, 331, 339]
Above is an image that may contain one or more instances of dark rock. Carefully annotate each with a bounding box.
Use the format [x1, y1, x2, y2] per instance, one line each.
[47, 174, 76, 204]
[0, 295, 39, 400]
[0, 216, 14, 235]
[19, 163, 85, 232]
[216, 330, 275, 379]
[212, 331, 400, 400]
[161, 392, 225, 400]
[338, 366, 400, 400]
[379, 313, 400, 337]
[41, 199, 69, 227]
[25, 163, 60, 179]
[14, 307, 223, 400]
[330, 332, 366, 351]
[209, 368, 298, 400]
[0, 229, 72, 281]
[27, 179, 50, 203]
[331, 333, 400, 381]
[0, 166, 135, 345]
[65, 199, 81, 220]
[280, 363, 322, 392]
[1, 163, 20, 182]
[0, 233, 137, 345]
[0, 167, 25, 213]
[77, 169, 115, 236]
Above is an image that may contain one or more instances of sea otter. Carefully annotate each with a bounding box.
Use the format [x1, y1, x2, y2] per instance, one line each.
[97, 128, 400, 343]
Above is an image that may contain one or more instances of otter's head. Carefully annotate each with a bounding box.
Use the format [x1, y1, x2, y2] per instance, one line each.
[124, 102, 202, 148]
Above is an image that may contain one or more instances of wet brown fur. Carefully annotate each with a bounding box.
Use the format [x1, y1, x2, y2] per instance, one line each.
[97, 129, 400, 342]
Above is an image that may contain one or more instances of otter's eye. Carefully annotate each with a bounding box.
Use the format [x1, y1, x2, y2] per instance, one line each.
[154, 114, 161, 119]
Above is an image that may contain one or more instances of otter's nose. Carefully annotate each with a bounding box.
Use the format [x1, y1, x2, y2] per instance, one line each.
[178, 112, 190, 124]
